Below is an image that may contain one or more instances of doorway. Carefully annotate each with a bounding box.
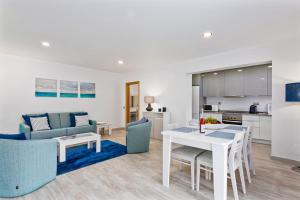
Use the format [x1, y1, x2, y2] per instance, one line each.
[125, 81, 140, 124]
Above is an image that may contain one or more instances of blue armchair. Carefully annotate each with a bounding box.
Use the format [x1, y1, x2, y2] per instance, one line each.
[126, 121, 152, 153]
[0, 139, 57, 198]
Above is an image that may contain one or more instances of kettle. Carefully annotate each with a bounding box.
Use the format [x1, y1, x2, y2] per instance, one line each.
[249, 104, 258, 114]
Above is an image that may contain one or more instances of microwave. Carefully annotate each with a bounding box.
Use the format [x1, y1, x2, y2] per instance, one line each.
[203, 104, 219, 112]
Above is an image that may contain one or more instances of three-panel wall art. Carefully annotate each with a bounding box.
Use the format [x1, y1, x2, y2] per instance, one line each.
[35, 78, 96, 98]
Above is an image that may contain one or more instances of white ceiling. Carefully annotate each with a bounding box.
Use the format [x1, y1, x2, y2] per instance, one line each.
[0, 0, 299, 73]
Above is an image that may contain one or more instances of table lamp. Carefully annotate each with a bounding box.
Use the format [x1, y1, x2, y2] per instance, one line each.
[144, 96, 154, 111]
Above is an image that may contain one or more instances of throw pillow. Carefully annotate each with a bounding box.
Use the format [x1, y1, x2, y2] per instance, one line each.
[70, 112, 88, 127]
[22, 113, 51, 131]
[30, 117, 51, 131]
[127, 117, 149, 127]
[75, 115, 89, 127]
[0, 133, 26, 140]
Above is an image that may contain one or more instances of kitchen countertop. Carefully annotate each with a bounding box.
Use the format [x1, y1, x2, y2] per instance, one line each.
[204, 110, 272, 117]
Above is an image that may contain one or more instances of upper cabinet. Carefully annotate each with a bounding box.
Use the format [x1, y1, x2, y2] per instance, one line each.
[244, 66, 268, 96]
[202, 64, 272, 97]
[267, 67, 272, 95]
[224, 69, 244, 96]
[202, 72, 225, 97]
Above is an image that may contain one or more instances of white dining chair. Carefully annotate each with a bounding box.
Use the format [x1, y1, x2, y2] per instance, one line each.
[172, 146, 206, 190]
[196, 132, 246, 200]
[243, 126, 255, 184]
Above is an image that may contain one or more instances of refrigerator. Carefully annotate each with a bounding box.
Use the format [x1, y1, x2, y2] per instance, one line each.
[192, 86, 203, 119]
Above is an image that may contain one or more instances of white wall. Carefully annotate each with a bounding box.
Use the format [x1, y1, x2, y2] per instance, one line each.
[0, 54, 122, 132]
[121, 35, 300, 162]
[206, 96, 272, 112]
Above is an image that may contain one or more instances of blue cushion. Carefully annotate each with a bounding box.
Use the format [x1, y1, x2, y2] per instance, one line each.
[127, 117, 149, 127]
[59, 113, 72, 128]
[0, 133, 26, 140]
[70, 112, 88, 127]
[22, 113, 51, 131]
[48, 113, 61, 129]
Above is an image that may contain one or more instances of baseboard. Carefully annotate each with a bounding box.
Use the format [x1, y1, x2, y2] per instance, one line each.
[271, 156, 300, 166]
[112, 127, 125, 131]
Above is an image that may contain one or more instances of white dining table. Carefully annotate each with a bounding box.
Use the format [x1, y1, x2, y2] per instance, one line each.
[161, 125, 245, 200]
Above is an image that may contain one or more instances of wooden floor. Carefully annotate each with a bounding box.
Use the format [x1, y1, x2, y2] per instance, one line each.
[7, 131, 300, 200]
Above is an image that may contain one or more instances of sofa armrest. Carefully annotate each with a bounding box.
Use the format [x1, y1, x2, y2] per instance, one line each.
[19, 123, 31, 140]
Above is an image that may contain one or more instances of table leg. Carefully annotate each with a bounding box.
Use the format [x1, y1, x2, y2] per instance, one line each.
[60, 145, 66, 162]
[87, 141, 91, 149]
[96, 136, 101, 152]
[108, 125, 112, 135]
[212, 144, 228, 200]
[163, 134, 172, 188]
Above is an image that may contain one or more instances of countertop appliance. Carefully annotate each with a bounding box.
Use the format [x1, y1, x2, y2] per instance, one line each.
[249, 104, 258, 114]
[203, 104, 219, 112]
[222, 112, 243, 125]
[267, 103, 272, 114]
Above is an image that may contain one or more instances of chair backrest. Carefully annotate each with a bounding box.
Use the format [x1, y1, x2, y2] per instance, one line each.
[242, 126, 251, 155]
[228, 131, 245, 170]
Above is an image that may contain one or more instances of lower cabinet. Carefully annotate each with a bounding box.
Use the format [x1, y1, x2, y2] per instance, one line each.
[242, 115, 272, 143]
[142, 112, 170, 140]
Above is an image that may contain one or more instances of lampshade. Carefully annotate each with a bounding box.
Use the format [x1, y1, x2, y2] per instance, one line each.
[144, 96, 154, 103]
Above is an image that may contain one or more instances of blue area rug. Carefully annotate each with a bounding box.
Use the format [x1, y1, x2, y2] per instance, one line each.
[57, 140, 127, 175]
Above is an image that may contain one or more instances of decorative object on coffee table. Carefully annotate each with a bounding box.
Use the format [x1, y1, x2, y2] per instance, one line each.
[96, 121, 112, 135]
[144, 96, 154, 111]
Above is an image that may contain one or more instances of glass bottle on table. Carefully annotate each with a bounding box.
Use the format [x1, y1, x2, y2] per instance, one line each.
[199, 109, 206, 133]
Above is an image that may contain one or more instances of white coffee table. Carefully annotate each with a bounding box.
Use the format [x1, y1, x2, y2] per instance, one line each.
[55, 132, 101, 162]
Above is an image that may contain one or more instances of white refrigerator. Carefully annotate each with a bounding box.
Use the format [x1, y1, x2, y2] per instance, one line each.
[192, 86, 202, 119]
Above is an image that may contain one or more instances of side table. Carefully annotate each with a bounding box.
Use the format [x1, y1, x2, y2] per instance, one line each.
[96, 122, 112, 136]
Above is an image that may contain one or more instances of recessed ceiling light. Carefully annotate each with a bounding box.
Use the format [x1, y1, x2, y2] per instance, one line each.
[213, 72, 218, 75]
[237, 69, 243, 72]
[268, 65, 272, 68]
[203, 32, 213, 38]
[118, 60, 124, 65]
[41, 41, 50, 47]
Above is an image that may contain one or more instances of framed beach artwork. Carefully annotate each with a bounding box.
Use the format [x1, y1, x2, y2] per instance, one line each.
[80, 82, 96, 98]
[60, 80, 78, 98]
[35, 78, 58, 97]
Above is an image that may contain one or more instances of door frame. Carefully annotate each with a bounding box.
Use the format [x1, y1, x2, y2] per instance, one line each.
[125, 81, 140, 125]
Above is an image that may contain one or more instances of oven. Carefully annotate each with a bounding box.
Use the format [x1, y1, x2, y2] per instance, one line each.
[222, 113, 242, 125]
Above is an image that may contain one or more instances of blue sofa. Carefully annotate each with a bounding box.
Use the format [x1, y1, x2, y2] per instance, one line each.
[19, 112, 97, 140]
[0, 139, 57, 198]
[126, 121, 152, 153]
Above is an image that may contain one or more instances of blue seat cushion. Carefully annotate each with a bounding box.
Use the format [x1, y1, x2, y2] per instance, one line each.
[0, 133, 26, 140]
[127, 117, 149, 127]
[22, 113, 51, 131]
[70, 112, 88, 127]
[66, 125, 94, 136]
[31, 128, 67, 140]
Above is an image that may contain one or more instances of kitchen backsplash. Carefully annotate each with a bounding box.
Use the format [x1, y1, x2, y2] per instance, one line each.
[206, 96, 272, 112]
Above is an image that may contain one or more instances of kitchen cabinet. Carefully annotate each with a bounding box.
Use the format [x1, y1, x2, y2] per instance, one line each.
[224, 69, 244, 96]
[203, 113, 222, 123]
[260, 116, 272, 141]
[143, 112, 170, 140]
[202, 72, 225, 97]
[242, 115, 260, 139]
[267, 67, 272, 96]
[242, 114, 272, 143]
[244, 66, 268, 96]
[192, 86, 200, 119]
